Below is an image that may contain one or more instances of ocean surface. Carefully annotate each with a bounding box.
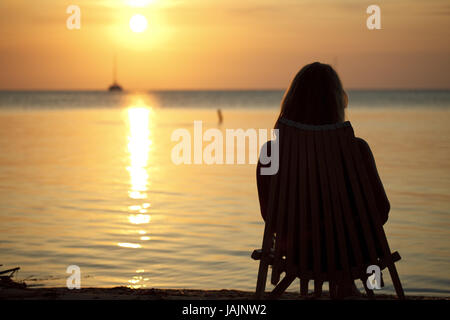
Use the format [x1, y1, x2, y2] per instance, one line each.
[0, 90, 449, 297]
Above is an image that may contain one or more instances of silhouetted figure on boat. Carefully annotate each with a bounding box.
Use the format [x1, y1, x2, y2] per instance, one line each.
[217, 109, 223, 125]
[108, 54, 123, 92]
[253, 62, 404, 299]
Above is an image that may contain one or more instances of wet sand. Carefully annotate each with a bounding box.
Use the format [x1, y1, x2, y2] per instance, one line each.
[1, 286, 448, 300]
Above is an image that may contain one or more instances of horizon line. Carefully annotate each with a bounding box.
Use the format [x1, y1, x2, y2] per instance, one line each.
[1, 88, 450, 92]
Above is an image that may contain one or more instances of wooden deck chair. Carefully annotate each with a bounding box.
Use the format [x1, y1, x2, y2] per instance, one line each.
[252, 117, 405, 299]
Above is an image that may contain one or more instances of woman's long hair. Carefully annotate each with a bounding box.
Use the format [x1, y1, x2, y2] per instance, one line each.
[276, 62, 346, 127]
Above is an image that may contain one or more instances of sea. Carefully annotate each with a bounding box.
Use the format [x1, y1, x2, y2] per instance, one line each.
[0, 90, 449, 296]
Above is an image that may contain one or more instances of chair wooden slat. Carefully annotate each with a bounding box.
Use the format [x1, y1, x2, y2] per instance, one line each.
[286, 127, 299, 274]
[298, 131, 309, 276]
[306, 131, 322, 279]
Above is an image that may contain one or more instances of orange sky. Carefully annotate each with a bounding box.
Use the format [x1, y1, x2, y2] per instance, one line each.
[0, 0, 449, 90]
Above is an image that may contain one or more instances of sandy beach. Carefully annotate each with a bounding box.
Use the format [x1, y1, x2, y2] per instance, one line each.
[1, 283, 448, 300]
[3, 287, 449, 300]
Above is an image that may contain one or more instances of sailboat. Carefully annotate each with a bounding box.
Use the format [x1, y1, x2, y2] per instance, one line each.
[108, 54, 123, 92]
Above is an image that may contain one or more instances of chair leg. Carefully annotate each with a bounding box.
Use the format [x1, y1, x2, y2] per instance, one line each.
[255, 260, 269, 299]
[388, 263, 405, 300]
[314, 280, 323, 297]
[300, 279, 309, 296]
[329, 281, 337, 299]
[271, 274, 296, 299]
[362, 277, 375, 299]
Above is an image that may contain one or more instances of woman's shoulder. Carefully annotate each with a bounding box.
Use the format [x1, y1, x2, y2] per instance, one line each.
[354, 136, 369, 147]
[354, 137, 372, 152]
[353, 137, 377, 164]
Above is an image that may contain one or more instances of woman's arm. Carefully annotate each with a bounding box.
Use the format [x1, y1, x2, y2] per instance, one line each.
[356, 138, 390, 224]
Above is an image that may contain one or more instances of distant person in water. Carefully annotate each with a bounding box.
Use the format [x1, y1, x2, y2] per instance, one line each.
[256, 62, 390, 297]
[217, 109, 223, 125]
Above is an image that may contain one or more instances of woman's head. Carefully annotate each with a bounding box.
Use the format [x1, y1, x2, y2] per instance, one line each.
[277, 62, 347, 126]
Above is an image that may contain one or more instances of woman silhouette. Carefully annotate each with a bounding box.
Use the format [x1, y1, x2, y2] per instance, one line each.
[257, 62, 390, 297]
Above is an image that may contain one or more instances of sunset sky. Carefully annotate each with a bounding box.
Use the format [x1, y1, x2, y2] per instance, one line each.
[0, 0, 449, 90]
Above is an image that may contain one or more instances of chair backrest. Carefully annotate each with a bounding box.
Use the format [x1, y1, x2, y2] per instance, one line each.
[262, 117, 394, 285]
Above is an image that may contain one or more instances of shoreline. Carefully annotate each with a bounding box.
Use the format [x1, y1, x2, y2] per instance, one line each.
[1, 286, 448, 300]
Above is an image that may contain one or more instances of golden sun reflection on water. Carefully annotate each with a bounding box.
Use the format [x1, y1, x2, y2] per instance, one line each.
[118, 103, 154, 254]
[128, 214, 151, 224]
[122, 101, 155, 287]
[118, 242, 142, 249]
[127, 106, 152, 200]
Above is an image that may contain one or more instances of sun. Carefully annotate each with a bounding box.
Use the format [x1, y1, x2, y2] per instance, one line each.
[129, 14, 148, 33]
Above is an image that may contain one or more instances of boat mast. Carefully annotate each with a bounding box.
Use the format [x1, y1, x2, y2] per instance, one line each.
[113, 53, 117, 84]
